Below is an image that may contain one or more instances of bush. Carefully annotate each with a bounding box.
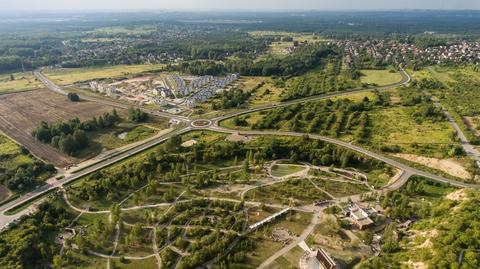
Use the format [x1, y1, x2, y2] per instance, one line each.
[67, 92, 80, 102]
[128, 107, 149, 123]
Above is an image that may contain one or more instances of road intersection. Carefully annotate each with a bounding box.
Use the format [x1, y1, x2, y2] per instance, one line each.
[0, 67, 478, 234]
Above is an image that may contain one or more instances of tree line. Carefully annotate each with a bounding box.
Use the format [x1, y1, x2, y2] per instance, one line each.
[174, 43, 336, 77]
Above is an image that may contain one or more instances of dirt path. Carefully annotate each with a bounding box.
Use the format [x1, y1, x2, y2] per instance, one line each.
[170, 245, 189, 257]
[308, 178, 335, 199]
[88, 249, 156, 260]
[61, 189, 110, 214]
[152, 227, 162, 269]
[257, 211, 321, 269]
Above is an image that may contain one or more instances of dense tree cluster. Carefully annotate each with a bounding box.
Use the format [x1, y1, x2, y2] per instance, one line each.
[67, 92, 80, 102]
[398, 87, 445, 123]
[32, 110, 120, 155]
[212, 88, 251, 110]
[128, 107, 149, 123]
[0, 199, 73, 269]
[412, 78, 445, 90]
[0, 38, 62, 73]
[0, 155, 55, 191]
[0, 135, 56, 191]
[0, 28, 266, 72]
[1, 160, 55, 191]
[413, 37, 448, 49]
[380, 177, 432, 221]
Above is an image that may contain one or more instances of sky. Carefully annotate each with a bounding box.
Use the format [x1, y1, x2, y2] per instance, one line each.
[2, 0, 480, 11]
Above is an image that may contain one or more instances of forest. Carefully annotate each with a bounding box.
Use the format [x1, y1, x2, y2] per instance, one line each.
[175, 43, 335, 77]
[0, 200, 74, 269]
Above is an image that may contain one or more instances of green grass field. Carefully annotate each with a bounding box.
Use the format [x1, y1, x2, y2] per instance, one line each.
[270, 164, 305, 177]
[245, 179, 329, 206]
[75, 123, 159, 160]
[0, 72, 43, 94]
[43, 64, 165, 85]
[370, 105, 456, 157]
[114, 257, 158, 269]
[360, 69, 403, 86]
[248, 78, 285, 105]
[249, 31, 329, 60]
[0, 133, 52, 202]
[267, 246, 304, 269]
[248, 31, 328, 43]
[310, 178, 370, 197]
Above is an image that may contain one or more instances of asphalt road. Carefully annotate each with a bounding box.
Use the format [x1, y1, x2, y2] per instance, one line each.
[211, 68, 411, 125]
[0, 127, 193, 230]
[0, 67, 477, 232]
[435, 101, 480, 162]
[209, 127, 480, 189]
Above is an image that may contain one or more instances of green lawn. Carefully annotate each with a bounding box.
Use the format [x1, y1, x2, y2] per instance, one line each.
[62, 252, 107, 269]
[310, 178, 370, 197]
[43, 64, 165, 85]
[245, 179, 329, 206]
[75, 123, 159, 160]
[360, 69, 403, 86]
[270, 164, 305, 177]
[123, 125, 156, 143]
[114, 257, 158, 269]
[0, 72, 43, 94]
[268, 246, 305, 269]
[244, 210, 312, 268]
[370, 106, 457, 157]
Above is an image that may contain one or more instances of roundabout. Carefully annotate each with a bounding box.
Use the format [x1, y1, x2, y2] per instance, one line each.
[190, 119, 212, 128]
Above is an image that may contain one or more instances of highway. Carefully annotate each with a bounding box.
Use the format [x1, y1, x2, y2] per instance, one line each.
[0, 127, 193, 229]
[0, 67, 478, 232]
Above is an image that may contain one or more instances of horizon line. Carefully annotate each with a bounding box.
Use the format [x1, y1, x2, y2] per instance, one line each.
[2, 8, 480, 13]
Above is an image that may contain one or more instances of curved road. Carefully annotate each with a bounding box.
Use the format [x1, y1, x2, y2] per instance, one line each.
[211, 68, 411, 124]
[0, 67, 477, 233]
[208, 127, 480, 189]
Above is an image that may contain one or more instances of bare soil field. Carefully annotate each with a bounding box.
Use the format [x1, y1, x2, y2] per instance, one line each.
[446, 189, 469, 201]
[393, 153, 471, 179]
[0, 89, 121, 167]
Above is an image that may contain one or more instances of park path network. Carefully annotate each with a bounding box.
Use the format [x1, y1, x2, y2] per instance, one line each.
[0, 67, 479, 268]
